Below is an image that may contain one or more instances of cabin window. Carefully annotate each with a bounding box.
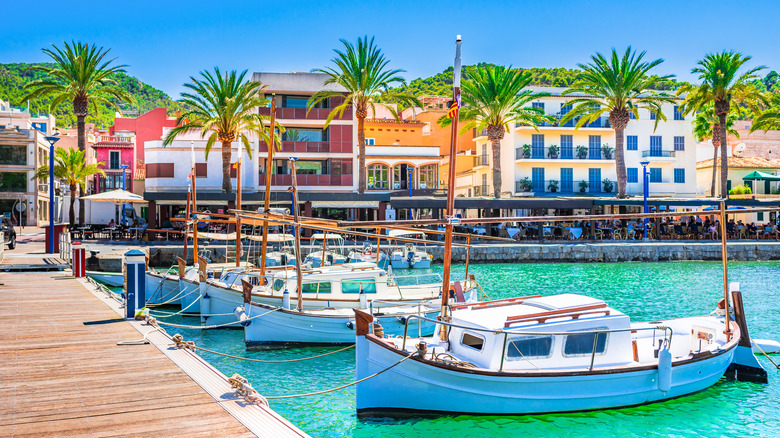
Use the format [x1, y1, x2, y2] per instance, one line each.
[273, 279, 286, 291]
[460, 332, 485, 352]
[301, 281, 331, 294]
[342, 279, 376, 294]
[505, 335, 553, 360]
[563, 330, 608, 356]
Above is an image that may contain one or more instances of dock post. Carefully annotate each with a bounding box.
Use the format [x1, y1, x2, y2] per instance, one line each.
[124, 249, 147, 318]
[71, 242, 86, 278]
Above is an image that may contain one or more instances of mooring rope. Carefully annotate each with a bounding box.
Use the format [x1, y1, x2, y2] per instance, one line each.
[752, 339, 780, 369]
[146, 306, 280, 330]
[170, 334, 355, 363]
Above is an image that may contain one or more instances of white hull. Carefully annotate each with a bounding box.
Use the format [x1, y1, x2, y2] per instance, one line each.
[390, 259, 431, 269]
[87, 271, 124, 287]
[178, 277, 201, 314]
[145, 272, 182, 305]
[356, 333, 737, 415]
[243, 303, 438, 347]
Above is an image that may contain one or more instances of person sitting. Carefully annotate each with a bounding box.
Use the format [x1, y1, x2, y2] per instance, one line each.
[709, 221, 719, 240]
[131, 218, 139, 228]
[747, 222, 758, 239]
[766, 221, 780, 241]
[162, 218, 173, 229]
[107, 219, 115, 228]
[726, 219, 736, 238]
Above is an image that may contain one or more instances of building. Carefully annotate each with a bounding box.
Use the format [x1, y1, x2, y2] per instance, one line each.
[696, 156, 780, 196]
[464, 86, 698, 200]
[0, 101, 57, 226]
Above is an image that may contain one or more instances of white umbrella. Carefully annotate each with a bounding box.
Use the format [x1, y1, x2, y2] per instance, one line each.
[81, 189, 148, 205]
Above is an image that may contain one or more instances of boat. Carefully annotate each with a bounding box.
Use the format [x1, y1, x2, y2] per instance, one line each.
[87, 270, 124, 287]
[353, 290, 767, 416]
[388, 229, 432, 269]
[303, 250, 347, 268]
[146, 260, 252, 307]
[347, 243, 390, 269]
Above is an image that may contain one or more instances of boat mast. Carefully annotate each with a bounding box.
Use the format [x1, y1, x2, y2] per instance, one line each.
[259, 96, 277, 284]
[235, 154, 242, 267]
[191, 140, 198, 261]
[719, 201, 732, 339]
[440, 35, 462, 341]
[289, 158, 304, 311]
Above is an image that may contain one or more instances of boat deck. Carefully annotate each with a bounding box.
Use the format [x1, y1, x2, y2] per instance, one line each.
[0, 264, 308, 437]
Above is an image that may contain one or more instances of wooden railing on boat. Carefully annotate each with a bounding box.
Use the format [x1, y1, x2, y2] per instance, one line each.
[452, 295, 542, 311]
[503, 303, 609, 327]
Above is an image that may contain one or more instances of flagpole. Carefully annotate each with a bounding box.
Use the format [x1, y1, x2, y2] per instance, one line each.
[260, 95, 276, 284]
[440, 35, 462, 341]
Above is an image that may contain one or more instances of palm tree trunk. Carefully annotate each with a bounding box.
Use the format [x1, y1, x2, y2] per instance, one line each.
[357, 115, 366, 194]
[77, 114, 86, 226]
[69, 184, 76, 227]
[614, 126, 627, 198]
[490, 138, 502, 198]
[718, 113, 729, 198]
[711, 146, 719, 197]
[221, 141, 232, 194]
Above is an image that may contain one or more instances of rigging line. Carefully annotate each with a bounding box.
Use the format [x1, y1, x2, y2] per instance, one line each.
[751, 339, 780, 369]
[191, 342, 355, 363]
[151, 306, 280, 330]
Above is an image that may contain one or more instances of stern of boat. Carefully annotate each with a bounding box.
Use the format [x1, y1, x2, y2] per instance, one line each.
[725, 285, 768, 383]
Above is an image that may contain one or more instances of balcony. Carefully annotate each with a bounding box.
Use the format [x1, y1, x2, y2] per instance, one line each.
[517, 179, 614, 195]
[641, 150, 677, 162]
[473, 128, 488, 139]
[474, 155, 489, 167]
[259, 141, 336, 153]
[105, 159, 133, 171]
[473, 185, 490, 197]
[515, 114, 611, 129]
[95, 135, 134, 146]
[257, 107, 351, 121]
[515, 147, 614, 161]
[269, 174, 353, 186]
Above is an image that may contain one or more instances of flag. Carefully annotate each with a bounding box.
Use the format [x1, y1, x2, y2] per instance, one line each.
[231, 161, 238, 169]
[447, 91, 461, 119]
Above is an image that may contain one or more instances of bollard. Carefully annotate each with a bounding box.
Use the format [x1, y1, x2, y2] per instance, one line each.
[71, 242, 86, 278]
[124, 250, 147, 319]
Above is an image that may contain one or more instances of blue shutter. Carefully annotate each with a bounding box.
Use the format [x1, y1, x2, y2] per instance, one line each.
[674, 168, 685, 183]
[674, 106, 684, 121]
[560, 135, 573, 159]
[650, 136, 662, 156]
[532, 134, 545, 158]
[532, 168, 545, 192]
[626, 135, 638, 151]
[589, 168, 601, 193]
[627, 168, 638, 183]
[674, 136, 685, 151]
[650, 111, 657, 120]
[561, 104, 574, 127]
[650, 168, 662, 183]
[561, 168, 573, 192]
[589, 135, 601, 159]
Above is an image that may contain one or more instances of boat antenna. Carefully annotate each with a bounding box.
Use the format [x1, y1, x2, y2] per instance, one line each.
[440, 35, 462, 341]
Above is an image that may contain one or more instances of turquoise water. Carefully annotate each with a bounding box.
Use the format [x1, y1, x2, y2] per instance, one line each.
[139, 262, 780, 438]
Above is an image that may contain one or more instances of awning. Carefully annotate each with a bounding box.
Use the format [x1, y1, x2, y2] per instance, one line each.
[743, 171, 780, 181]
[311, 200, 380, 209]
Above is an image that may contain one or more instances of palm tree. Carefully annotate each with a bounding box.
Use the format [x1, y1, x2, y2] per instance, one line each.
[692, 105, 739, 196]
[678, 51, 766, 198]
[441, 65, 555, 198]
[562, 47, 675, 199]
[750, 91, 780, 132]
[164, 68, 280, 195]
[34, 148, 105, 227]
[309, 36, 420, 194]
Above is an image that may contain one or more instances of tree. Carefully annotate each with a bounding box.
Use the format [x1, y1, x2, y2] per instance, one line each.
[22, 41, 134, 225]
[678, 51, 766, 198]
[562, 47, 675, 198]
[692, 105, 739, 196]
[164, 68, 279, 196]
[34, 148, 105, 227]
[440, 65, 554, 199]
[309, 36, 420, 194]
[750, 91, 780, 133]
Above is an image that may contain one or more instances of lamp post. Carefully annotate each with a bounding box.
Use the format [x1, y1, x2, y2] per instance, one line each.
[44, 133, 60, 254]
[640, 161, 650, 241]
[120, 164, 129, 225]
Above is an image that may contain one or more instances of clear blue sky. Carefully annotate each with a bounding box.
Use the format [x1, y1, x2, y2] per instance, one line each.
[3, 0, 779, 98]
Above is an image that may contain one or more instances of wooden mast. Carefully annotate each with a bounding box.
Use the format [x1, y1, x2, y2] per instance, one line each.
[375, 228, 382, 266]
[440, 36, 462, 341]
[235, 154, 242, 267]
[184, 191, 190, 262]
[719, 201, 732, 339]
[290, 158, 304, 311]
[321, 230, 328, 266]
[259, 95, 277, 284]
[464, 234, 471, 282]
[190, 139, 198, 261]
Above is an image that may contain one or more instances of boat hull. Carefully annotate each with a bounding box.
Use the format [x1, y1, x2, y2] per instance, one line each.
[391, 258, 431, 269]
[87, 271, 124, 287]
[355, 335, 737, 416]
[178, 278, 201, 314]
[244, 304, 438, 347]
[145, 272, 181, 306]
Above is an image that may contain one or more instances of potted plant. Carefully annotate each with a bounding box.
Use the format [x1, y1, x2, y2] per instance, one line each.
[576, 145, 588, 159]
[578, 180, 589, 193]
[548, 144, 560, 159]
[547, 179, 559, 193]
[603, 178, 614, 193]
[522, 144, 531, 159]
[520, 177, 532, 192]
[601, 143, 614, 159]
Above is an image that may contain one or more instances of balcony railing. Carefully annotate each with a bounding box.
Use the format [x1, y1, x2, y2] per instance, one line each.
[257, 107, 351, 120]
[270, 174, 353, 186]
[473, 185, 489, 197]
[97, 135, 134, 143]
[517, 179, 613, 194]
[474, 128, 488, 138]
[515, 147, 614, 160]
[516, 114, 611, 129]
[105, 159, 133, 170]
[476, 155, 489, 166]
[641, 150, 676, 158]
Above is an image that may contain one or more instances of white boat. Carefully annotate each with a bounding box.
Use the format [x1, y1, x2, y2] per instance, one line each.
[303, 250, 347, 268]
[197, 262, 454, 328]
[353, 291, 767, 416]
[347, 244, 390, 270]
[145, 260, 252, 307]
[388, 230, 432, 269]
[87, 271, 124, 287]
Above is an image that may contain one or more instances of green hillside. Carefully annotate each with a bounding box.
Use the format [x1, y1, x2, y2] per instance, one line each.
[0, 62, 181, 128]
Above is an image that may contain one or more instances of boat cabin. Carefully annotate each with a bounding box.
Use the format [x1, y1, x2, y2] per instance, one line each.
[270, 262, 388, 297]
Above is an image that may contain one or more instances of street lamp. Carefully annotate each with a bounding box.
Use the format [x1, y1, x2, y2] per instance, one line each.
[120, 164, 129, 225]
[44, 132, 60, 254]
[640, 161, 650, 241]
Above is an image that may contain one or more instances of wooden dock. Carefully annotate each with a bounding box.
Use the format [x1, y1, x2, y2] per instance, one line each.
[0, 265, 309, 437]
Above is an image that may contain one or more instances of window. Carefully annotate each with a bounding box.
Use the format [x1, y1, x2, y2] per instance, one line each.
[342, 279, 376, 294]
[393, 164, 415, 189]
[103, 174, 123, 190]
[588, 135, 601, 159]
[561, 104, 574, 126]
[301, 281, 331, 294]
[674, 168, 685, 184]
[674, 105, 684, 121]
[561, 168, 573, 192]
[650, 111, 657, 120]
[32, 122, 47, 133]
[109, 151, 121, 169]
[273, 279, 285, 291]
[0, 144, 26, 165]
[626, 135, 638, 151]
[650, 168, 662, 183]
[330, 159, 352, 176]
[627, 168, 638, 183]
[296, 160, 328, 175]
[629, 111, 636, 120]
[650, 136, 662, 156]
[419, 164, 437, 189]
[563, 331, 607, 356]
[560, 135, 573, 159]
[532, 134, 545, 158]
[461, 332, 485, 351]
[532, 102, 544, 112]
[589, 168, 601, 193]
[0, 172, 27, 192]
[532, 167, 545, 192]
[505, 335, 553, 360]
[674, 136, 685, 151]
[283, 128, 327, 142]
[365, 138, 375, 145]
[280, 95, 327, 109]
[367, 164, 389, 190]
